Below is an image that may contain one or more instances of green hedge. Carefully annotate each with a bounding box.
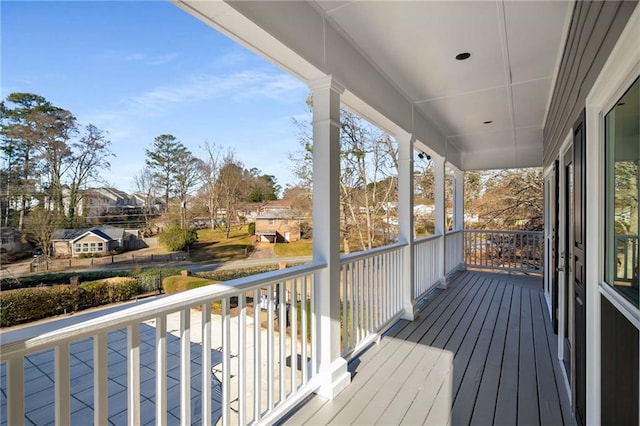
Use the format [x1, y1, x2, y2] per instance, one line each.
[195, 265, 280, 281]
[0, 270, 130, 291]
[0, 278, 139, 327]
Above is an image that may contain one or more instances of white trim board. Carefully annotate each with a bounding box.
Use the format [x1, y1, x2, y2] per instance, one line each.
[584, 5, 640, 425]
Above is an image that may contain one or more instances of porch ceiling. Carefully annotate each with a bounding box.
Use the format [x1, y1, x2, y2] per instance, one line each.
[174, 0, 572, 171]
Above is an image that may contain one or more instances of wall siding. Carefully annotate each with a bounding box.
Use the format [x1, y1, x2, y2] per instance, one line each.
[543, 0, 638, 166]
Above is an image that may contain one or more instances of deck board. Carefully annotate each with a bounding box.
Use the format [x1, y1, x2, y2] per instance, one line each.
[282, 271, 575, 426]
[451, 279, 505, 425]
[469, 282, 513, 426]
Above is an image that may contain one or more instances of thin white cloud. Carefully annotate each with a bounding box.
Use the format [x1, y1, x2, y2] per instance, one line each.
[94, 50, 179, 66]
[122, 70, 306, 116]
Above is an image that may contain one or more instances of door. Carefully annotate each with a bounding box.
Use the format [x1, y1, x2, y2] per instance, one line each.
[551, 160, 560, 333]
[562, 147, 573, 384]
[572, 110, 587, 426]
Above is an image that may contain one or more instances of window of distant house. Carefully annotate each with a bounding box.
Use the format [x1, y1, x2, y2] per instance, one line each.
[605, 77, 639, 308]
[97, 242, 104, 251]
[74, 243, 81, 252]
[82, 242, 89, 252]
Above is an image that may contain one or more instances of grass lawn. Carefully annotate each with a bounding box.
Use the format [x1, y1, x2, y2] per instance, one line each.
[189, 226, 255, 262]
[162, 275, 220, 294]
[273, 240, 313, 257]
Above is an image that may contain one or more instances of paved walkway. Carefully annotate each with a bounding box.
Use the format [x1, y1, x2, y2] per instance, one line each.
[247, 242, 276, 260]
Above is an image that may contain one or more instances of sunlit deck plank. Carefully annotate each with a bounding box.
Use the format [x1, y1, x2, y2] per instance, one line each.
[283, 270, 574, 426]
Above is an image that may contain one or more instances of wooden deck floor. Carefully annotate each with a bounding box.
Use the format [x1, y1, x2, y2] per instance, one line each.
[282, 270, 575, 425]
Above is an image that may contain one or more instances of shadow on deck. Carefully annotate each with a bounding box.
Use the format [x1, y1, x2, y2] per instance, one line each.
[283, 270, 575, 425]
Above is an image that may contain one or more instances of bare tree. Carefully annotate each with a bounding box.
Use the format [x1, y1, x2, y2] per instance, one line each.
[464, 168, 544, 230]
[173, 148, 203, 229]
[133, 167, 156, 229]
[216, 152, 247, 239]
[24, 207, 65, 257]
[200, 141, 222, 230]
[66, 124, 113, 225]
[291, 102, 399, 253]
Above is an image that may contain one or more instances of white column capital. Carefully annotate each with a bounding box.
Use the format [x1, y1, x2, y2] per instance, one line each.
[395, 129, 414, 145]
[308, 75, 345, 95]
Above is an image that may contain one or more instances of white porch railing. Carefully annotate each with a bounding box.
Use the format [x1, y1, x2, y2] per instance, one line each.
[445, 230, 464, 275]
[615, 234, 639, 283]
[413, 234, 443, 300]
[464, 230, 544, 274]
[0, 262, 324, 426]
[339, 243, 406, 359]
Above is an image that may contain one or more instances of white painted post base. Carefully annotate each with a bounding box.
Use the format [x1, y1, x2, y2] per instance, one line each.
[436, 277, 448, 289]
[315, 357, 350, 400]
[401, 302, 419, 321]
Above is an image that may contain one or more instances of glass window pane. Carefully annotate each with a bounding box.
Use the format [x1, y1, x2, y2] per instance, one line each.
[605, 77, 639, 308]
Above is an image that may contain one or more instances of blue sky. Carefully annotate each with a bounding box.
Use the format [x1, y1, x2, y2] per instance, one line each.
[1, 1, 309, 193]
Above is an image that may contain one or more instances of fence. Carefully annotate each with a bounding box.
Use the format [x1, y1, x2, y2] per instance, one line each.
[29, 251, 188, 274]
[0, 262, 323, 426]
[464, 229, 544, 274]
[339, 243, 405, 359]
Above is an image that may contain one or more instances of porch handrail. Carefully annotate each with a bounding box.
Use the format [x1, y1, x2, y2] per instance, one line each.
[464, 229, 544, 274]
[1, 261, 325, 426]
[339, 241, 407, 263]
[339, 243, 406, 359]
[0, 262, 325, 357]
[414, 233, 442, 244]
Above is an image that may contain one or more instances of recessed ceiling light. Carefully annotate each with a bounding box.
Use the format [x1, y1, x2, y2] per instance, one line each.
[483, 120, 493, 124]
[455, 52, 471, 61]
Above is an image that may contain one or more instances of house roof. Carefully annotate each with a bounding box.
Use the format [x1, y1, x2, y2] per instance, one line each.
[53, 226, 125, 242]
[256, 212, 298, 220]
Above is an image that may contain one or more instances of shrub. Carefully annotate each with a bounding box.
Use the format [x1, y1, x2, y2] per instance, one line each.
[0, 270, 130, 291]
[248, 222, 256, 235]
[195, 265, 285, 281]
[0, 277, 139, 327]
[159, 227, 197, 251]
[1, 286, 76, 327]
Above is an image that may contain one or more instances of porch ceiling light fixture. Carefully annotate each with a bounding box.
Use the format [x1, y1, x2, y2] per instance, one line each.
[455, 52, 471, 61]
[418, 152, 431, 160]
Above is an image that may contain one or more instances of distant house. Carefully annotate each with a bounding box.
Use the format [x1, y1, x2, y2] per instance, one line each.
[0, 227, 25, 256]
[52, 225, 126, 257]
[237, 200, 295, 222]
[414, 204, 435, 218]
[255, 212, 301, 243]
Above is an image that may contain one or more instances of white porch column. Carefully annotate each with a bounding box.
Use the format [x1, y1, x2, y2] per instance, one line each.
[309, 76, 350, 400]
[453, 167, 465, 231]
[433, 155, 447, 287]
[397, 131, 416, 320]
